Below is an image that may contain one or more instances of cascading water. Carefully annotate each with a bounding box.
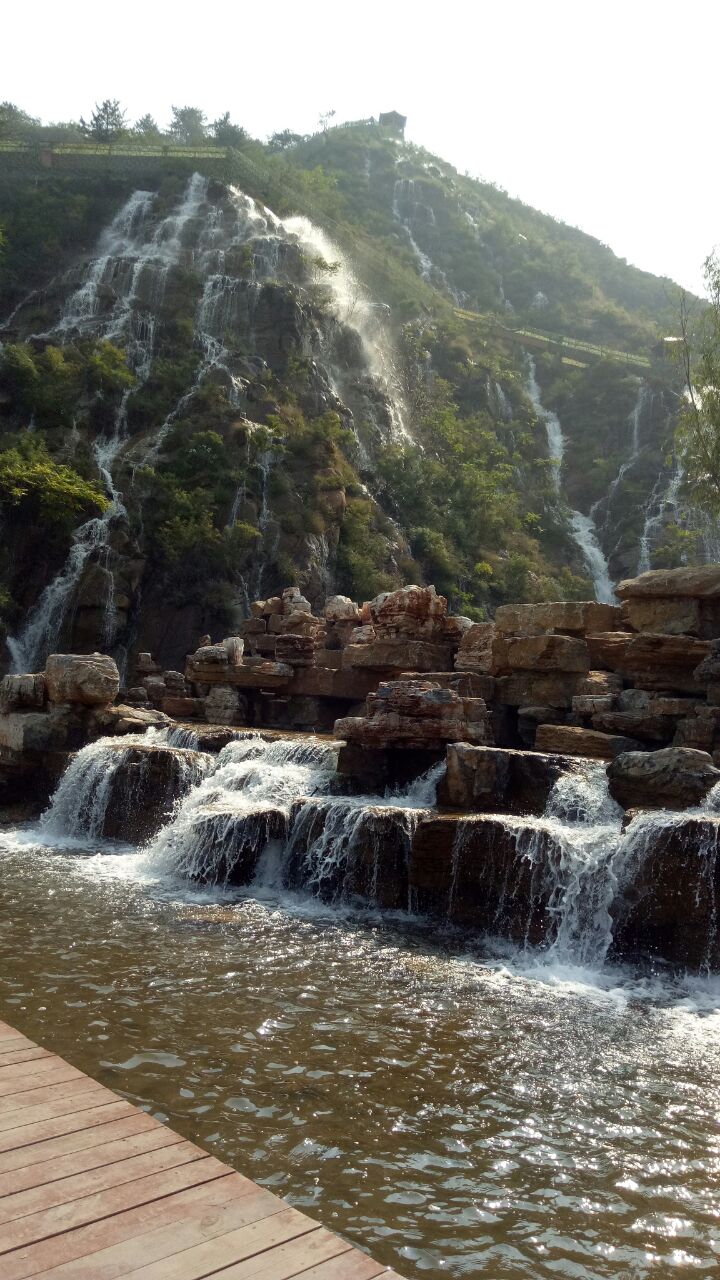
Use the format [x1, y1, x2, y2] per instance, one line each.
[15, 720, 720, 974]
[638, 459, 684, 573]
[40, 731, 206, 846]
[7, 177, 210, 672]
[8, 174, 412, 670]
[526, 358, 616, 603]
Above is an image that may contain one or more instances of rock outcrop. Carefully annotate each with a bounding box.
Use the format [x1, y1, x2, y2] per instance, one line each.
[608, 747, 720, 810]
[45, 653, 120, 706]
[335, 679, 493, 750]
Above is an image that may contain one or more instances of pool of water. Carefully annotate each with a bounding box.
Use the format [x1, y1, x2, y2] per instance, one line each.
[1, 833, 719, 1277]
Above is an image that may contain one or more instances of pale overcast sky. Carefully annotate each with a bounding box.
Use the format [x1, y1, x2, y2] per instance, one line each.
[5, 0, 717, 294]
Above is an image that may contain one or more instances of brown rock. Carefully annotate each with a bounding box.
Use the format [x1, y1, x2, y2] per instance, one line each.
[455, 622, 495, 673]
[98, 743, 205, 843]
[348, 624, 376, 645]
[616, 566, 720, 598]
[334, 678, 493, 750]
[262, 596, 283, 616]
[441, 742, 577, 814]
[592, 711, 675, 744]
[622, 597, 704, 636]
[587, 632, 711, 693]
[492, 633, 590, 675]
[576, 670, 623, 696]
[608, 746, 720, 809]
[370, 585, 448, 638]
[161, 695, 205, 719]
[45, 653, 120, 707]
[275, 634, 318, 667]
[494, 601, 622, 636]
[0, 673, 47, 712]
[572, 693, 615, 717]
[496, 672, 583, 708]
[612, 816, 720, 970]
[535, 724, 640, 759]
[324, 594, 361, 623]
[409, 814, 558, 940]
[282, 586, 312, 615]
[343, 639, 455, 672]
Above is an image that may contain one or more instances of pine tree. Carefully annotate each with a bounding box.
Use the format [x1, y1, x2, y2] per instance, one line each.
[79, 100, 127, 143]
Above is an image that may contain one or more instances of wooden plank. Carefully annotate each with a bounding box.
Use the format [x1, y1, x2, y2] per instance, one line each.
[0, 1111, 159, 1177]
[0, 1155, 230, 1256]
[0, 1100, 132, 1154]
[0, 1062, 84, 1094]
[1, 1174, 244, 1280]
[0, 1050, 51, 1068]
[0, 1057, 67, 1080]
[0, 1022, 404, 1280]
[118, 1208, 319, 1280]
[0, 1140, 206, 1226]
[0, 1079, 111, 1122]
[283, 1252, 390, 1280]
[0, 1034, 32, 1051]
[0, 1122, 184, 1196]
[209, 1230, 355, 1280]
[34, 1185, 283, 1278]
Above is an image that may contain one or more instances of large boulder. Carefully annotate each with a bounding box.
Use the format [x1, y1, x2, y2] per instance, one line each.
[611, 815, 720, 969]
[441, 743, 576, 814]
[491, 633, 590, 675]
[455, 622, 495, 673]
[99, 744, 205, 843]
[616, 567, 720, 639]
[587, 632, 711, 693]
[343, 638, 455, 673]
[335, 678, 493, 750]
[494, 601, 621, 636]
[616, 566, 720, 598]
[324, 594, 361, 623]
[370, 585, 448, 638]
[45, 654, 120, 707]
[535, 724, 640, 760]
[608, 746, 720, 810]
[0, 673, 46, 712]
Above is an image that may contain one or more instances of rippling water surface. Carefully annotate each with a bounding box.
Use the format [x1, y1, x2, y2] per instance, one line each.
[1, 834, 719, 1278]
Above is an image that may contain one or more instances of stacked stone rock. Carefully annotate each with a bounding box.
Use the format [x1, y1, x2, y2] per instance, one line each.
[0, 652, 172, 805]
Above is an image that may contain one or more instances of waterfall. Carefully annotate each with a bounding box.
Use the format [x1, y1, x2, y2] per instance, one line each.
[26, 726, 720, 970]
[144, 735, 340, 885]
[392, 178, 435, 282]
[526, 358, 616, 603]
[40, 734, 206, 844]
[279, 212, 410, 441]
[638, 460, 684, 573]
[7, 176, 211, 672]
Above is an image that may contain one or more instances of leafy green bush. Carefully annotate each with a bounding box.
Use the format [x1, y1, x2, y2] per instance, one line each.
[0, 436, 108, 534]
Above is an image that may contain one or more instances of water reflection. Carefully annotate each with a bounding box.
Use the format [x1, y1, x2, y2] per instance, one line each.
[1, 838, 719, 1278]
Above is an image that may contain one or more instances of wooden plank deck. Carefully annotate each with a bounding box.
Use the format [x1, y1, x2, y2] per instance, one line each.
[0, 1020, 405, 1280]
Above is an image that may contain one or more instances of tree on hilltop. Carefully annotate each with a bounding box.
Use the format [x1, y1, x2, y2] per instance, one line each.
[133, 113, 163, 139]
[0, 102, 40, 139]
[79, 100, 127, 143]
[210, 112, 247, 147]
[168, 106, 207, 146]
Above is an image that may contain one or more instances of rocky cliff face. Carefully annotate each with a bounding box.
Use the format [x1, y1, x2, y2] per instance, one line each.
[0, 126, 707, 673]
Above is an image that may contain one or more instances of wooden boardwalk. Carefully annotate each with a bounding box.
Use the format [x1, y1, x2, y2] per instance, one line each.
[0, 1020, 404, 1280]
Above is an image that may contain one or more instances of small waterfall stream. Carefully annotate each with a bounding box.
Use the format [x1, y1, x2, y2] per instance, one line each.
[526, 359, 616, 603]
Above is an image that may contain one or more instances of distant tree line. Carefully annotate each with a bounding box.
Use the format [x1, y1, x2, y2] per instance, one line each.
[0, 100, 356, 154]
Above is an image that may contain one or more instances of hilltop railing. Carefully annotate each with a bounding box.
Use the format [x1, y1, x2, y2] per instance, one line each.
[454, 308, 651, 369]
